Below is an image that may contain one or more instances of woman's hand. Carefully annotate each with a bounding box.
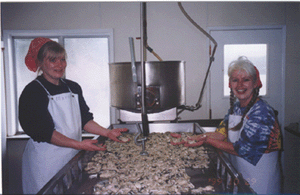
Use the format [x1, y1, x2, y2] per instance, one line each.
[107, 128, 130, 142]
[83, 121, 130, 143]
[184, 134, 207, 147]
[189, 134, 207, 142]
[79, 139, 106, 151]
[50, 130, 107, 151]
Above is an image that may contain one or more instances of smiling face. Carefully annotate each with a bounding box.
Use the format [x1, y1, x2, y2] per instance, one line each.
[229, 69, 258, 107]
[36, 41, 67, 85]
[40, 54, 67, 85]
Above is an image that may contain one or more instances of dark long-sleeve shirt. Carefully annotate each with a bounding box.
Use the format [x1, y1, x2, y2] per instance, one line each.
[19, 75, 93, 143]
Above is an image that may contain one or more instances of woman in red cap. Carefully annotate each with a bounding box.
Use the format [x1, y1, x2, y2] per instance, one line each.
[19, 38, 128, 194]
[184, 57, 282, 194]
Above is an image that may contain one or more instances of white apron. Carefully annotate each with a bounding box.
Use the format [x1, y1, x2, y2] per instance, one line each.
[228, 114, 280, 194]
[22, 79, 82, 194]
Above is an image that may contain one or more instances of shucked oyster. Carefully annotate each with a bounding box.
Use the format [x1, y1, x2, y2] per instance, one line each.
[85, 132, 213, 194]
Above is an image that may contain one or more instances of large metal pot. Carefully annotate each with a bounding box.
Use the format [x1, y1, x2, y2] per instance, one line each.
[109, 61, 185, 113]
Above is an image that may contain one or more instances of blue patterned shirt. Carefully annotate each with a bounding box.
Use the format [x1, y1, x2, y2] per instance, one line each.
[221, 99, 281, 165]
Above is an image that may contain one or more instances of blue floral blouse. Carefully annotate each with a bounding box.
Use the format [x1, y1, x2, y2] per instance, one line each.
[216, 98, 282, 165]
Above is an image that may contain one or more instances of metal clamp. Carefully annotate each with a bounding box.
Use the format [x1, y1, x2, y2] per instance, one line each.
[134, 123, 149, 156]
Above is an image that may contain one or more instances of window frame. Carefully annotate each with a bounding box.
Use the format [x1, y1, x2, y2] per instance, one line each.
[2, 29, 114, 137]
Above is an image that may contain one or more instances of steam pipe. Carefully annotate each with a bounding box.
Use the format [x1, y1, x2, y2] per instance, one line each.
[140, 2, 149, 137]
[177, 2, 218, 113]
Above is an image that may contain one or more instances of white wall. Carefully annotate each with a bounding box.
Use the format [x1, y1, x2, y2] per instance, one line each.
[207, 2, 286, 26]
[284, 3, 300, 125]
[1, 2, 102, 30]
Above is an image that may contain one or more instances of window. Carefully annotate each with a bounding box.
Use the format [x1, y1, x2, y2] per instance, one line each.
[3, 29, 113, 136]
[223, 44, 267, 96]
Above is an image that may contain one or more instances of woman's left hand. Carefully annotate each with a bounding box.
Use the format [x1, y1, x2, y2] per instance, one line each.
[107, 128, 129, 142]
[189, 134, 207, 142]
[184, 134, 207, 147]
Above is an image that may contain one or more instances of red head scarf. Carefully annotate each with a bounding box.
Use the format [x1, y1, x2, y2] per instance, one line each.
[25, 37, 52, 72]
[254, 66, 262, 89]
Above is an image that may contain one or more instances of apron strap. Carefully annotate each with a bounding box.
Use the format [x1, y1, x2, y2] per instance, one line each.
[35, 78, 74, 95]
[60, 79, 74, 93]
[35, 79, 50, 95]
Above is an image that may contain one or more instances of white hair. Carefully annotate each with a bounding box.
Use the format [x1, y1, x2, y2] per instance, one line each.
[228, 56, 257, 82]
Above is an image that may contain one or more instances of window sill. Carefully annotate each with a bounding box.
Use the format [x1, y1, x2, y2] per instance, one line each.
[6, 133, 99, 140]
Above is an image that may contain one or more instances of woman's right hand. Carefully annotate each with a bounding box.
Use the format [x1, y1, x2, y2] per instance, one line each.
[79, 139, 106, 151]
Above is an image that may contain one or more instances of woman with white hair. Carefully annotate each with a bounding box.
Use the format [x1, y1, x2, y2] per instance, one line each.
[186, 56, 282, 194]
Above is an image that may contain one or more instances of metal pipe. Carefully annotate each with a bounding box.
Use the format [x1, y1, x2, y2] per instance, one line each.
[177, 2, 218, 113]
[129, 37, 137, 83]
[134, 123, 148, 156]
[140, 2, 149, 137]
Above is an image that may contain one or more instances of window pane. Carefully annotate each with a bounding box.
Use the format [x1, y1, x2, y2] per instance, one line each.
[224, 44, 267, 96]
[15, 39, 38, 99]
[64, 38, 110, 128]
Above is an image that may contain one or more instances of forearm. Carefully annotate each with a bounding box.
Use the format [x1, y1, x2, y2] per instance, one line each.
[83, 120, 110, 137]
[205, 137, 238, 155]
[83, 121, 129, 143]
[50, 130, 106, 151]
[205, 132, 226, 141]
[50, 130, 81, 150]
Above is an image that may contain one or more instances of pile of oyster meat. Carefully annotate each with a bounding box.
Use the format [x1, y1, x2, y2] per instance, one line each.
[85, 132, 214, 194]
